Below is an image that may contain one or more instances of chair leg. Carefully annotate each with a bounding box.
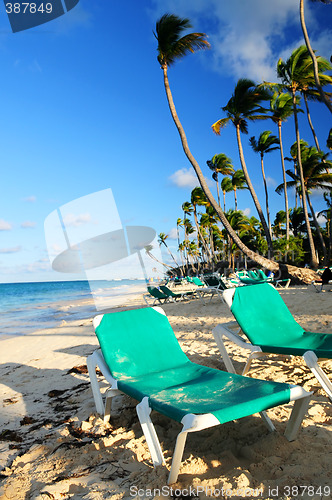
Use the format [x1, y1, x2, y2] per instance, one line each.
[212, 330, 237, 374]
[259, 411, 276, 432]
[284, 394, 311, 441]
[242, 351, 267, 376]
[104, 388, 121, 423]
[136, 397, 164, 467]
[303, 351, 332, 401]
[87, 352, 105, 415]
[168, 430, 188, 485]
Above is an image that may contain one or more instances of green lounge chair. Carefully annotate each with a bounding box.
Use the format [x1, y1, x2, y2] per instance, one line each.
[143, 286, 171, 305]
[87, 307, 311, 484]
[159, 284, 195, 301]
[213, 283, 332, 401]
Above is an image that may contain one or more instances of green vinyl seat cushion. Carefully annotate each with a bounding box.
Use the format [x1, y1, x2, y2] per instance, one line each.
[95, 307, 292, 424]
[231, 283, 332, 357]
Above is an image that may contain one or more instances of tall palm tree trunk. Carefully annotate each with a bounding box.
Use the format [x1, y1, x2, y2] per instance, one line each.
[260, 153, 272, 239]
[292, 90, 319, 267]
[303, 94, 330, 174]
[234, 187, 238, 211]
[278, 121, 290, 240]
[193, 206, 213, 263]
[215, 173, 221, 207]
[223, 190, 226, 212]
[303, 94, 321, 150]
[299, 0, 332, 113]
[162, 65, 279, 271]
[235, 125, 274, 257]
[306, 192, 327, 263]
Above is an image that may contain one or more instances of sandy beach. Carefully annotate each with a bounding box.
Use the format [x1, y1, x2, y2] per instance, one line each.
[0, 285, 331, 500]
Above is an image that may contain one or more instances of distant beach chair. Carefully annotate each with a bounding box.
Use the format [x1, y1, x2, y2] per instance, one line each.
[212, 283, 332, 401]
[236, 269, 290, 288]
[186, 276, 205, 287]
[87, 307, 311, 484]
[143, 286, 170, 305]
[159, 284, 195, 301]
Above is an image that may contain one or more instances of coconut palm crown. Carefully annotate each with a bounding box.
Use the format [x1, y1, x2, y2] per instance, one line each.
[155, 14, 210, 68]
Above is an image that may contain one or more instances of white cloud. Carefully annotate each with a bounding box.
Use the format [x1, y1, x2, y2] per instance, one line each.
[0, 219, 12, 230]
[23, 195, 36, 202]
[62, 212, 93, 227]
[0, 246, 22, 253]
[169, 168, 200, 189]
[149, 0, 330, 82]
[168, 227, 178, 239]
[243, 208, 251, 217]
[266, 177, 277, 187]
[21, 221, 36, 229]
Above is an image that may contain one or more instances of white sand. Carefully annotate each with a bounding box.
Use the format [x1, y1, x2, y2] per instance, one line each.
[0, 286, 331, 499]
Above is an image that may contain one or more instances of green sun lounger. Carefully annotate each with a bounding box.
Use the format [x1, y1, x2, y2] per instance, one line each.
[213, 283, 332, 401]
[159, 284, 195, 301]
[87, 307, 311, 484]
[143, 286, 171, 305]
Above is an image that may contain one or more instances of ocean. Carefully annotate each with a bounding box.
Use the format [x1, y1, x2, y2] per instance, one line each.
[0, 279, 146, 339]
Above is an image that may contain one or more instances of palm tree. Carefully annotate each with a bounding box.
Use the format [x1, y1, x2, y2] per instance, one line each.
[212, 78, 274, 257]
[158, 232, 179, 268]
[269, 91, 299, 240]
[273, 210, 287, 238]
[220, 176, 233, 211]
[289, 207, 307, 237]
[286, 46, 332, 150]
[190, 187, 213, 262]
[249, 131, 280, 238]
[277, 144, 332, 263]
[206, 153, 234, 207]
[327, 128, 332, 150]
[299, 0, 332, 113]
[155, 13, 279, 272]
[176, 217, 186, 276]
[277, 49, 319, 267]
[231, 170, 247, 211]
[318, 191, 332, 263]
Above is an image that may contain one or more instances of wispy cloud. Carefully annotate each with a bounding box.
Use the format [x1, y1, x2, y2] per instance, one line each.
[169, 168, 200, 189]
[0, 219, 12, 230]
[21, 221, 36, 229]
[266, 177, 277, 187]
[168, 227, 178, 240]
[0, 246, 22, 253]
[23, 195, 36, 203]
[62, 212, 93, 227]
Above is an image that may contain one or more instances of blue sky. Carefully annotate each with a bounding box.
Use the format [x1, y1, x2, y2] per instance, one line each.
[0, 0, 331, 282]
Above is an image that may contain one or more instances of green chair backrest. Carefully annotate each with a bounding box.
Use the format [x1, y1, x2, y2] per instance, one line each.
[160, 285, 175, 297]
[204, 276, 220, 287]
[231, 283, 304, 345]
[148, 286, 167, 299]
[248, 270, 259, 280]
[192, 277, 205, 286]
[95, 308, 188, 379]
[257, 269, 268, 280]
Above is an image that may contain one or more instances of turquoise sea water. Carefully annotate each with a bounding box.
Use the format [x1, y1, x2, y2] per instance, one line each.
[0, 280, 145, 338]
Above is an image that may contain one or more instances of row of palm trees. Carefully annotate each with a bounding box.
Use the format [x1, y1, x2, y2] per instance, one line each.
[154, 11, 332, 275]
[158, 186, 330, 274]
